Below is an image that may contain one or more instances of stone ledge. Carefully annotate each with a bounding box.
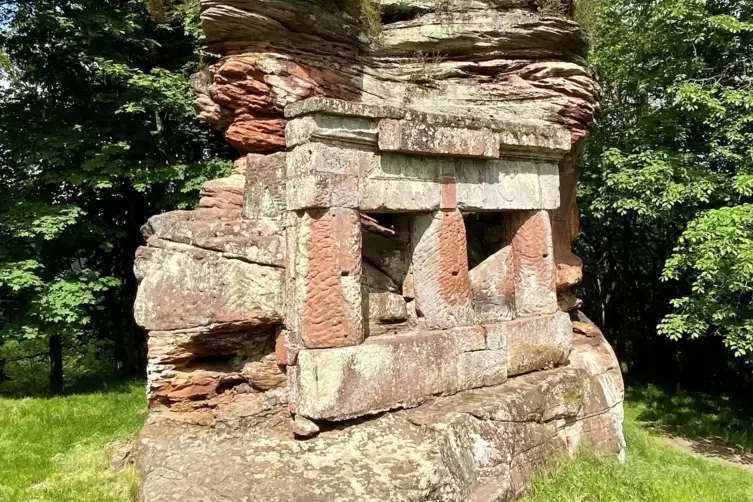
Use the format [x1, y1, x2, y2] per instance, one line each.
[134, 332, 624, 502]
[293, 312, 572, 421]
[285, 98, 571, 160]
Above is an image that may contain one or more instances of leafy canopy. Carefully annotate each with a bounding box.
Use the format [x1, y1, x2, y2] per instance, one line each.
[582, 0, 753, 357]
[0, 0, 230, 369]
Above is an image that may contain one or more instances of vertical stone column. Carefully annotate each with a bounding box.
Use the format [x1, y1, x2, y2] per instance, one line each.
[507, 210, 558, 316]
[410, 209, 474, 330]
[287, 207, 363, 349]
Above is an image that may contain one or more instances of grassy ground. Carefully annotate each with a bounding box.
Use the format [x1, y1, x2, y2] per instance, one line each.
[0, 380, 146, 502]
[523, 385, 753, 502]
[629, 384, 753, 451]
[1, 380, 752, 501]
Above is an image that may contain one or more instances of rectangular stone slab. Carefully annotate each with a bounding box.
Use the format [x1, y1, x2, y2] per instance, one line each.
[294, 326, 506, 420]
[378, 119, 500, 159]
[286, 143, 560, 212]
[485, 311, 573, 377]
[133, 246, 284, 332]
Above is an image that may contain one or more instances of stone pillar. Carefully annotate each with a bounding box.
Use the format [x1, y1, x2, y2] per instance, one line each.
[507, 210, 558, 317]
[409, 209, 474, 330]
[287, 207, 363, 349]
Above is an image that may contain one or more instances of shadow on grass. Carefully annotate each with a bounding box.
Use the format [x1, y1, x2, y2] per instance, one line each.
[629, 384, 753, 455]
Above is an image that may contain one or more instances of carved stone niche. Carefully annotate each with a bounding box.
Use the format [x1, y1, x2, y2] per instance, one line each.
[279, 98, 573, 421]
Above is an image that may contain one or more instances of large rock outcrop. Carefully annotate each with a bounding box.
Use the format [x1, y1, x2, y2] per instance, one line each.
[135, 332, 625, 501]
[131, 1, 623, 500]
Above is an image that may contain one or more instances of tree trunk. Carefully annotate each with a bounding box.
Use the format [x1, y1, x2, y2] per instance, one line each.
[49, 335, 63, 394]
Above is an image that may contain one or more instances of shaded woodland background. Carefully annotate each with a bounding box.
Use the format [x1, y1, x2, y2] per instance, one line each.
[1, 0, 752, 397]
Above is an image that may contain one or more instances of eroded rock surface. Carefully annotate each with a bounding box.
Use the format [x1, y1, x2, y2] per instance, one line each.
[135, 331, 625, 502]
[193, 0, 596, 290]
[132, 2, 624, 499]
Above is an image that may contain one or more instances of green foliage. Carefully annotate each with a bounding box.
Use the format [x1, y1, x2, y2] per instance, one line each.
[660, 205, 753, 356]
[0, 0, 232, 385]
[579, 0, 753, 365]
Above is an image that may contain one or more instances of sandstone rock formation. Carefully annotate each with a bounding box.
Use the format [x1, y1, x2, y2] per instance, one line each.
[135, 332, 625, 502]
[132, 0, 623, 499]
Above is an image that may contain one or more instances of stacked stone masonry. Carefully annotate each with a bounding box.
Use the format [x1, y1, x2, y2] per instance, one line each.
[132, 1, 624, 500]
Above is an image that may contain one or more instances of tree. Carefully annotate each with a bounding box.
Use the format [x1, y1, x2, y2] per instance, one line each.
[579, 0, 753, 386]
[0, 0, 231, 392]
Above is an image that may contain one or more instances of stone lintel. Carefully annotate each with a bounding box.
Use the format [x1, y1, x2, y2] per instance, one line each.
[286, 143, 560, 212]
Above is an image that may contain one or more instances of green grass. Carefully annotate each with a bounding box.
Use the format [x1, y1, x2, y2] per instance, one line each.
[629, 384, 753, 452]
[1, 379, 752, 502]
[523, 386, 753, 502]
[0, 381, 147, 502]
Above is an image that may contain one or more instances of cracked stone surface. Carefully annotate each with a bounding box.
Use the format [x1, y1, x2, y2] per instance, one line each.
[134, 332, 625, 502]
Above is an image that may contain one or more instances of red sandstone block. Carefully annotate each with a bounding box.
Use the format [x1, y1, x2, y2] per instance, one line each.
[469, 246, 515, 323]
[507, 210, 558, 316]
[289, 208, 364, 349]
[410, 210, 474, 329]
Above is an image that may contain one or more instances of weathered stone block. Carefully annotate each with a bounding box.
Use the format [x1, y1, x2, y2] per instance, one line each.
[134, 246, 283, 332]
[455, 160, 560, 212]
[286, 208, 364, 349]
[286, 143, 368, 209]
[364, 291, 408, 324]
[378, 119, 500, 158]
[294, 326, 499, 420]
[359, 154, 560, 212]
[485, 311, 572, 376]
[143, 213, 284, 267]
[469, 245, 515, 323]
[410, 210, 474, 329]
[508, 210, 558, 316]
[286, 113, 378, 148]
[198, 174, 245, 209]
[457, 348, 507, 389]
[243, 152, 287, 221]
